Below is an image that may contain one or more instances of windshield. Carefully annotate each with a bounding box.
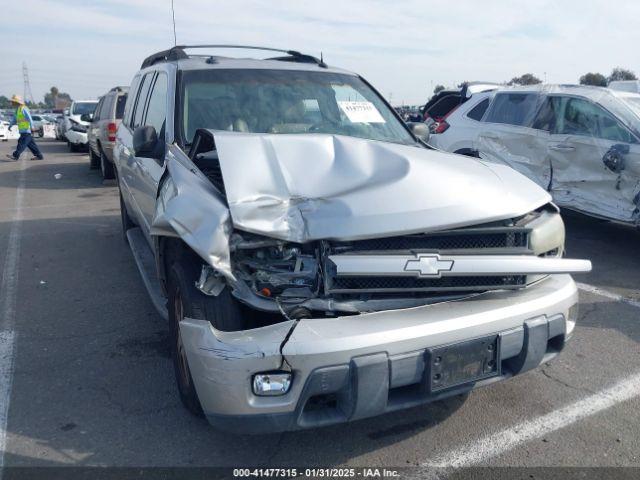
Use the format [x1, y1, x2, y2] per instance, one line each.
[621, 96, 640, 118]
[600, 94, 640, 139]
[72, 102, 97, 116]
[179, 69, 414, 146]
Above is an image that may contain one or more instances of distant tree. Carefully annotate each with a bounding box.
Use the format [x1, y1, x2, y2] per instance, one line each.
[44, 87, 72, 109]
[48, 86, 59, 108]
[508, 73, 542, 86]
[433, 84, 445, 94]
[0, 96, 11, 109]
[608, 67, 637, 83]
[579, 72, 608, 87]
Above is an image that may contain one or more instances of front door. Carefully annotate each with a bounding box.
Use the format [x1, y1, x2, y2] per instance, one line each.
[546, 95, 640, 222]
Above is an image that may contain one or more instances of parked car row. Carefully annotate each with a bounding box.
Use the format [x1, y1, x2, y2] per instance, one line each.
[109, 45, 590, 433]
[426, 84, 640, 225]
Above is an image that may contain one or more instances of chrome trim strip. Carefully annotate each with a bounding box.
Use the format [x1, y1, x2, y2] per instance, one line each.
[329, 254, 592, 278]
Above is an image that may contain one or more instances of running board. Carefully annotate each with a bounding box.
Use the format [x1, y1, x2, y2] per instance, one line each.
[126, 227, 168, 320]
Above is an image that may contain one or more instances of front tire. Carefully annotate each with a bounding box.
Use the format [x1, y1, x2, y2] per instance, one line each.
[166, 249, 247, 416]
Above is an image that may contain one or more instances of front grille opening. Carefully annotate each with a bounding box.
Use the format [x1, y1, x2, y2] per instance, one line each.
[330, 275, 527, 292]
[331, 230, 529, 254]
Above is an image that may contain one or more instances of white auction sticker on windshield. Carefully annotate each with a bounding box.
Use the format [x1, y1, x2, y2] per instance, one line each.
[338, 101, 386, 123]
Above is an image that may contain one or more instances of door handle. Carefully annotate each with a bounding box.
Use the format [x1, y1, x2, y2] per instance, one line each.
[549, 144, 575, 152]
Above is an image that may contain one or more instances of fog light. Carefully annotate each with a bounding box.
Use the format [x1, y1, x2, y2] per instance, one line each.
[252, 372, 292, 396]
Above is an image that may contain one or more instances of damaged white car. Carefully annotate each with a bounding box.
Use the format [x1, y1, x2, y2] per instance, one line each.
[114, 46, 591, 433]
[454, 85, 640, 224]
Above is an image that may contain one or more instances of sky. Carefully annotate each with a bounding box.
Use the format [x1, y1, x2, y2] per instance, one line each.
[0, 0, 638, 105]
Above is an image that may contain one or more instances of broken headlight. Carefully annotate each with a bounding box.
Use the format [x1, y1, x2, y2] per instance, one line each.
[231, 233, 320, 299]
[526, 210, 565, 257]
[69, 119, 88, 133]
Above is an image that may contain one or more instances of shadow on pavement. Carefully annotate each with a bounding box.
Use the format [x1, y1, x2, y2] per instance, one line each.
[4, 213, 468, 468]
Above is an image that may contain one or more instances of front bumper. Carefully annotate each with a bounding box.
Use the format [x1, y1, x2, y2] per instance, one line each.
[180, 274, 578, 433]
[65, 129, 88, 145]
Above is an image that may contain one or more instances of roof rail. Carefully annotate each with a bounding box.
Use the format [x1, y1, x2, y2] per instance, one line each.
[140, 45, 327, 69]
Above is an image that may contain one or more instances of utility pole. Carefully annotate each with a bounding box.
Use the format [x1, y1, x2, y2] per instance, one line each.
[22, 62, 34, 105]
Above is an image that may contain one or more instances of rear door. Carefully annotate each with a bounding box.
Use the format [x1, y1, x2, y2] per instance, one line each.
[546, 95, 640, 221]
[477, 92, 551, 189]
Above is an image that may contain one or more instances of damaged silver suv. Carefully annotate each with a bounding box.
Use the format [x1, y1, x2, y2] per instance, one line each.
[114, 45, 592, 433]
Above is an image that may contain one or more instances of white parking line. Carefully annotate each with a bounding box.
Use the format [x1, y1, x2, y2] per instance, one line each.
[577, 282, 640, 309]
[423, 371, 640, 469]
[0, 159, 26, 472]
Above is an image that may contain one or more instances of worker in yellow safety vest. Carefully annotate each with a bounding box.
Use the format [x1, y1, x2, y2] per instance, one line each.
[5, 94, 44, 161]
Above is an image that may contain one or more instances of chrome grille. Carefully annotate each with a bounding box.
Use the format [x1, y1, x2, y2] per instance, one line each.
[325, 226, 532, 296]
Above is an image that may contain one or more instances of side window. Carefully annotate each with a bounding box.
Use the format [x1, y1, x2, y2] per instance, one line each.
[531, 97, 561, 132]
[144, 73, 167, 134]
[556, 98, 599, 137]
[599, 115, 636, 143]
[93, 98, 105, 121]
[115, 94, 127, 119]
[102, 95, 115, 120]
[553, 97, 635, 143]
[466, 98, 489, 121]
[485, 93, 539, 127]
[132, 73, 154, 129]
[122, 76, 140, 127]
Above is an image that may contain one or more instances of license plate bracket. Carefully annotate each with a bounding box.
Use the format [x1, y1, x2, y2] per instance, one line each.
[428, 335, 500, 392]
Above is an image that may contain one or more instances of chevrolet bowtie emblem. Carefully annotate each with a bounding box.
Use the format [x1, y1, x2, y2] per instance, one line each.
[404, 254, 454, 277]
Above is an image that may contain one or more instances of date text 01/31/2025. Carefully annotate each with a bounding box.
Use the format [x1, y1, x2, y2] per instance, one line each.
[233, 468, 401, 477]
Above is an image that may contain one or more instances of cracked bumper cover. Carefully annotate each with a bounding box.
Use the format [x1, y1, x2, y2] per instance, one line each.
[179, 274, 578, 433]
[65, 129, 88, 145]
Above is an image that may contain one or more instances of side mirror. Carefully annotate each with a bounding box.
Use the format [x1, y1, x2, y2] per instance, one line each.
[80, 113, 93, 122]
[133, 125, 159, 158]
[602, 144, 630, 174]
[408, 122, 430, 143]
[63, 109, 69, 116]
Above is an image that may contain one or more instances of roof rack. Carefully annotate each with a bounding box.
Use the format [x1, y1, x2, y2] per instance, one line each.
[140, 45, 327, 69]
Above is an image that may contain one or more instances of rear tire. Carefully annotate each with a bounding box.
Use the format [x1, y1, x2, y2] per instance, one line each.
[89, 148, 100, 169]
[166, 248, 247, 416]
[100, 150, 115, 179]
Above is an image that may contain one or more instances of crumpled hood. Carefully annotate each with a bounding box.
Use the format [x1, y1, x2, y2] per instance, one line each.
[213, 132, 551, 242]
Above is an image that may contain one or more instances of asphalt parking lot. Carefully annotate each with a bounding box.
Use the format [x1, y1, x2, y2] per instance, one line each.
[0, 138, 639, 473]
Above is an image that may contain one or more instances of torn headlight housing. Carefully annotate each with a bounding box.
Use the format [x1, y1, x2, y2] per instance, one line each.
[231, 233, 320, 299]
[525, 209, 565, 257]
[69, 119, 88, 133]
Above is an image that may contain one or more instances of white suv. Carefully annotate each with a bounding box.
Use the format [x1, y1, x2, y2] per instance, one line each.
[65, 100, 98, 151]
[427, 90, 495, 155]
